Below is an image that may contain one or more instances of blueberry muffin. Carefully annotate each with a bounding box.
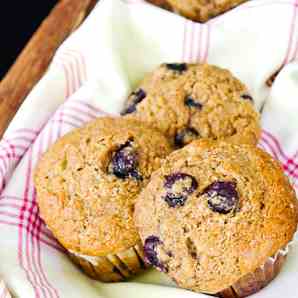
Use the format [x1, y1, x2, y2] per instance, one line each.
[134, 140, 298, 297]
[149, 0, 248, 22]
[146, 0, 172, 10]
[122, 63, 260, 147]
[34, 117, 172, 282]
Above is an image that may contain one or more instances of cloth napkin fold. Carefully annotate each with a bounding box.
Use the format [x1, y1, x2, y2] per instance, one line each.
[0, 0, 297, 297]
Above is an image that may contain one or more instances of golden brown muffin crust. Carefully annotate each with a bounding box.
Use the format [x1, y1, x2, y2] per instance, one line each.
[134, 140, 298, 294]
[34, 117, 172, 256]
[123, 63, 260, 147]
[164, 0, 247, 22]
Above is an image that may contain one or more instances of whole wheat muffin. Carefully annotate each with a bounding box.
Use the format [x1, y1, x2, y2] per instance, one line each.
[34, 117, 172, 282]
[134, 140, 298, 297]
[148, 0, 248, 22]
[122, 63, 260, 147]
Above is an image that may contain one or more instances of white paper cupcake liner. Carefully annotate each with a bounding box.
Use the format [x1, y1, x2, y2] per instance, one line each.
[218, 237, 296, 298]
[68, 242, 148, 282]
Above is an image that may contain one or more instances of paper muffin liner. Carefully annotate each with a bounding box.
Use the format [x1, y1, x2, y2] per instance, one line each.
[217, 244, 291, 298]
[68, 242, 148, 282]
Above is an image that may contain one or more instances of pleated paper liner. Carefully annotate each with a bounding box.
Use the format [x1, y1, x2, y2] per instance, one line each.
[218, 245, 289, 298]
[218, 177, 297, 298]
[68, 242, 148, 282]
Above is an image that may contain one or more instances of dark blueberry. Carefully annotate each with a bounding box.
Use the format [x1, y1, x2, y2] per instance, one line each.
[164, 192, 187, 208]
[165, 63, 187, 73]
[109, 140, 142, 180]
[121, 89, 146, 115]
[203, 181, 239, 214]
[163, 173, 198, 207]
[174, 127, 199, 148]
[184, 96, 202, 110]
[241, 94, 253, 102]
[144, 236, 165, 271]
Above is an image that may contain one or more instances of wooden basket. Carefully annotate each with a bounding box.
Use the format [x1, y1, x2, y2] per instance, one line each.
[0, 0, 98, 137]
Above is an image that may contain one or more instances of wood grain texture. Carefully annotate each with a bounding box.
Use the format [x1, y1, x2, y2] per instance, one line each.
[0, 0, 98, 137]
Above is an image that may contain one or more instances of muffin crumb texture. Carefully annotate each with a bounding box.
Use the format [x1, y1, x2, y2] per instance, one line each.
[134, 140, 298, 294]
[123, 63, 260, 147]
[34, 117, 172, 257]
[147, 0, 248, 22]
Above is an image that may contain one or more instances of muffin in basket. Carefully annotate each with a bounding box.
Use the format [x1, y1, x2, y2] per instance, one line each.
[134, 140, 298, 297]
[34, 117, 172, 282]
[147, 0, 248, 22]
[122, 63, 260, 148]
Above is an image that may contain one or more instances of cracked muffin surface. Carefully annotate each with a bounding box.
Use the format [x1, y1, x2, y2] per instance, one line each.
[34, 117, 172, 256]
[123, 63, 260, 148]
[134, 140, 298, 294]
[149, 0, 248, 22]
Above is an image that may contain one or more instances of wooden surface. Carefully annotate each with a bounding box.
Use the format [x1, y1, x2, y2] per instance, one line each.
[0, 0, 98, 137]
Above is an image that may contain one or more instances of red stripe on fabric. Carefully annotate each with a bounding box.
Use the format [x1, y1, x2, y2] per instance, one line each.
[74, 99, 115, 116]
[69, 58, 79, 92]
[61, 110, 94, 124]
[262, 130, 297, 162]
[0, 203, 22, 210]
[0, 153, 22, 160]
[68, 57, 79, 94]
[28, 134, 53, 298]
[25, 153, 49, 298]
[10, 128, 39, 136]
[197, 24, 202, 62]
[260, 135, 284, 161]
[203, 24, 211, 62]
[31, 202, 56, 297]
[36, 216, 60, 297]
[185, 21, 192, 61]
[0, 211, 20, 219]
[260, 135, 298, 179]
[56, 113, 85, 127]
[28, 126, 59, 297]
[182, 20, 188, 61]
[0, 216, 62, 252]
[0, 144, 23, 158]
[1, 195, 27, 202]
[0, 146, 25, 161]
[292, 38, 298, 59]
[65, 59, 76, 97]
[0, 220, 19, 227]
[27, 202, 49, 298]
[3, 135, 35, 144]
[65, 51, 83, 86]
[62, 60, 70, 99]
[1, 141, 27, 152]
[283, 0, 298, 64]
[63, 49, 88, 82]
[209, 0, 294, 25]
[37, 112, 63, 296]
[182, 19, 188, 60]
[200, 25, 206, 62]
[51, 119, 81, 129]
[2, 140, 16, 159]
[65, 105, 99, 120]
[18, 148, 40, 297]
[189, 22, 196, 62]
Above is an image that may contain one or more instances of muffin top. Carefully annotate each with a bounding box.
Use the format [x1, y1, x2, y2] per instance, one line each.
[164, 0, 247, 22]
[34, 117, 172, 256]
[123, 63, 260, 147]
[134, 140, 298, 294]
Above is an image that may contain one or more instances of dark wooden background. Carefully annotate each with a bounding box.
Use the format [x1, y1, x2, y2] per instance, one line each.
[0, 1, 57, 79]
